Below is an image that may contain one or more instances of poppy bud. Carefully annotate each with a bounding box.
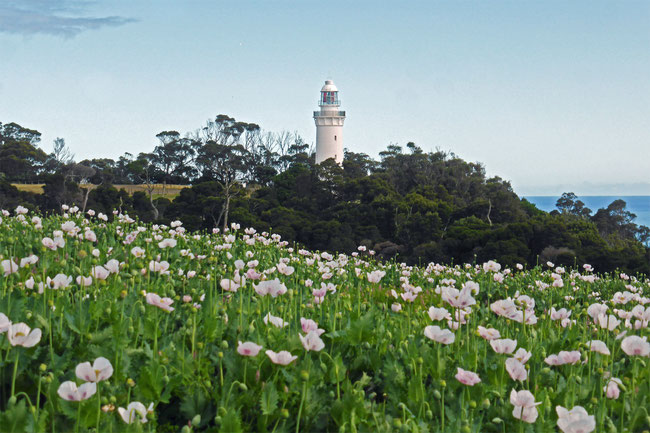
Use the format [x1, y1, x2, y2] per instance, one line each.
[440, 380, 446, 388]
[426, 410, 433, 419]
[105, 307, 111, 315]
[8, 396, 17, 406]
[492, 417, 503, 424]
[218, 351, 223, 359]
[218, 407, 227, 417]
[300, 370, 310, 381]
[433, 390, 441, 400]
[221, 341, 229, 349]
[126, 378, 136, 387]
[39, 363, 47, 372]
[281, 409, 289, 418]
[181, 426, 191, 433]
[215, 416, 222, 424]
[239, 383, 248, 392]
[481, 399, 491, 409]
[192, 415, 201, 426]
[461, 426, 471, 433]
[320, 362, 327, 372]
[26, 311, 32, 319]
[469, 400, 477, 409]
[393, 419, 402, 428]
[197, 342, 204, 349]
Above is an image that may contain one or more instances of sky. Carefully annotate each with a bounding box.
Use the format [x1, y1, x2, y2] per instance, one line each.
[1, 0, 649, 196]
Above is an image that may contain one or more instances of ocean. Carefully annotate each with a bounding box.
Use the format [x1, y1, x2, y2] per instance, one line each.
[525, 196, 650, 228]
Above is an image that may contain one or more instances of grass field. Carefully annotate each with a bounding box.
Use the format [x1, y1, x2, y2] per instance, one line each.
[0, 210, 648, 431]
[12, 184, 188, 199]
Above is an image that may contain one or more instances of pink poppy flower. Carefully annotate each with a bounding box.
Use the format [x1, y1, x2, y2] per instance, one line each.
[512, 348, 532, 364]
[620, 335, 650, 357]
[556, 406, 595, 433]
[265, 350, 297, 365]
[490, 338, 517, 354]
[75, 357, 113, 382]
[401, 291, 417, 302]
[587, 340, 610, 356]
[76, 276, 93, 287]
[47, 273, 72, 289]
[505, 358, 528, 381]
[299, 331, 325, 352]
[455, 367, 481, 386]
[603, 377, 622, 399]
[544, 350, 581, 366]
[477, 326, 501, 340]
[91, 266, 110, 280]
[220, 278, 242, 292]
[158, 238, 177, 249]
[0, 313, 11, 333]
[118, 401, 148, 424]
[277, 262, 294, 276]
[367, 270, 386, 283]
[597, 314, 620, 330]
[263, 313, 288, 328]
[391, 303, 402, 312]
[510, 389, 541, 423]
[237, 341, 263, 357]
[57, 381, 96, 401]
[428, 307, 450, 321]
[254, 279, 287, 297]
[300, 318, 325, 336]
[145, 293, 174, 312]
[424, 326, 455, 345]
[441, 286, 475, 308]
[7, 323, 41, 347]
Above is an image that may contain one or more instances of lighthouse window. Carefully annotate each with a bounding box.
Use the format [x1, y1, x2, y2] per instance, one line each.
[334, 135, 337, 141]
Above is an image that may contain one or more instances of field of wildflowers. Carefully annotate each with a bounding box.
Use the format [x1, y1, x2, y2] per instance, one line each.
[0, 205, 648, 432]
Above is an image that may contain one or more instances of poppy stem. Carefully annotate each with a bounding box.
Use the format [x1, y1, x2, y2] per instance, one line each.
[96, 383, 101, 431]
[10, 350, 18, 398]
[295, 380, 307, 433]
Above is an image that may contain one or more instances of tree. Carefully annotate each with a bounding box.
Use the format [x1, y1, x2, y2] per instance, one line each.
[556, 192, 592, 218]
[151, 131, 198, 188]
[44, 137, 75, 173]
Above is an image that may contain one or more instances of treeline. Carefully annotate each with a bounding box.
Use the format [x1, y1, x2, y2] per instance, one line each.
[1, 119, 649, 274]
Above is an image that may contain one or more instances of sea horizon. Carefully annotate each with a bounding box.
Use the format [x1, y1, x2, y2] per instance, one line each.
[525, 195, 650, 228]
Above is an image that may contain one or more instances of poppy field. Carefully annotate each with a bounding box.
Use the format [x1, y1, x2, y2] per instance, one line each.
[0, 205, 649, 432]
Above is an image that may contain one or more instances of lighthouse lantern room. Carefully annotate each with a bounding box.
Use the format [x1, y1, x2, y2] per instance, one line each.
[314, 80, 345, 164]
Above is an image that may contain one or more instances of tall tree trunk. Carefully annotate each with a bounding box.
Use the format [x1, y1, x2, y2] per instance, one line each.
[222, 193, 231, 232]
[81, 185, 92, 213]
[487, 199, 493, 226]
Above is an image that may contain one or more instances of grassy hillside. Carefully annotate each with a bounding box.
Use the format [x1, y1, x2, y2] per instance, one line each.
[12, 183, 188, 199]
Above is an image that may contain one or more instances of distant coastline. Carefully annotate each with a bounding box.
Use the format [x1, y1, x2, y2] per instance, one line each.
[525, 196, 650, 228]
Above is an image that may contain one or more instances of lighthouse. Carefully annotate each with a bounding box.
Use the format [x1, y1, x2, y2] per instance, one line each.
[314, 80, 345, 164]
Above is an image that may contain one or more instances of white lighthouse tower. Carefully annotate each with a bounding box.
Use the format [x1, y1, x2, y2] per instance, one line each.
[314, 80, 345, 164]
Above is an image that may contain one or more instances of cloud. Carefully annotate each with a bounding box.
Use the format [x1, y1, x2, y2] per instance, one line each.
[0, 0, 135, 37]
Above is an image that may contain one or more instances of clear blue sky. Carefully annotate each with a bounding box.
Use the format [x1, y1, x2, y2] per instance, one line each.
[1, 0, 649, 195]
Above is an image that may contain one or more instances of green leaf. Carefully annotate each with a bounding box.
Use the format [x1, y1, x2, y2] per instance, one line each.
[260, 383, 278, 416]
[0, 398, 29, 433]
[219, 410, 243, 433]
[64, 312, 82, 334]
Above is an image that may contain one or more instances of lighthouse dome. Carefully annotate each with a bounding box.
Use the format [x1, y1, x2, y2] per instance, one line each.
[320, 80, 338, 92]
